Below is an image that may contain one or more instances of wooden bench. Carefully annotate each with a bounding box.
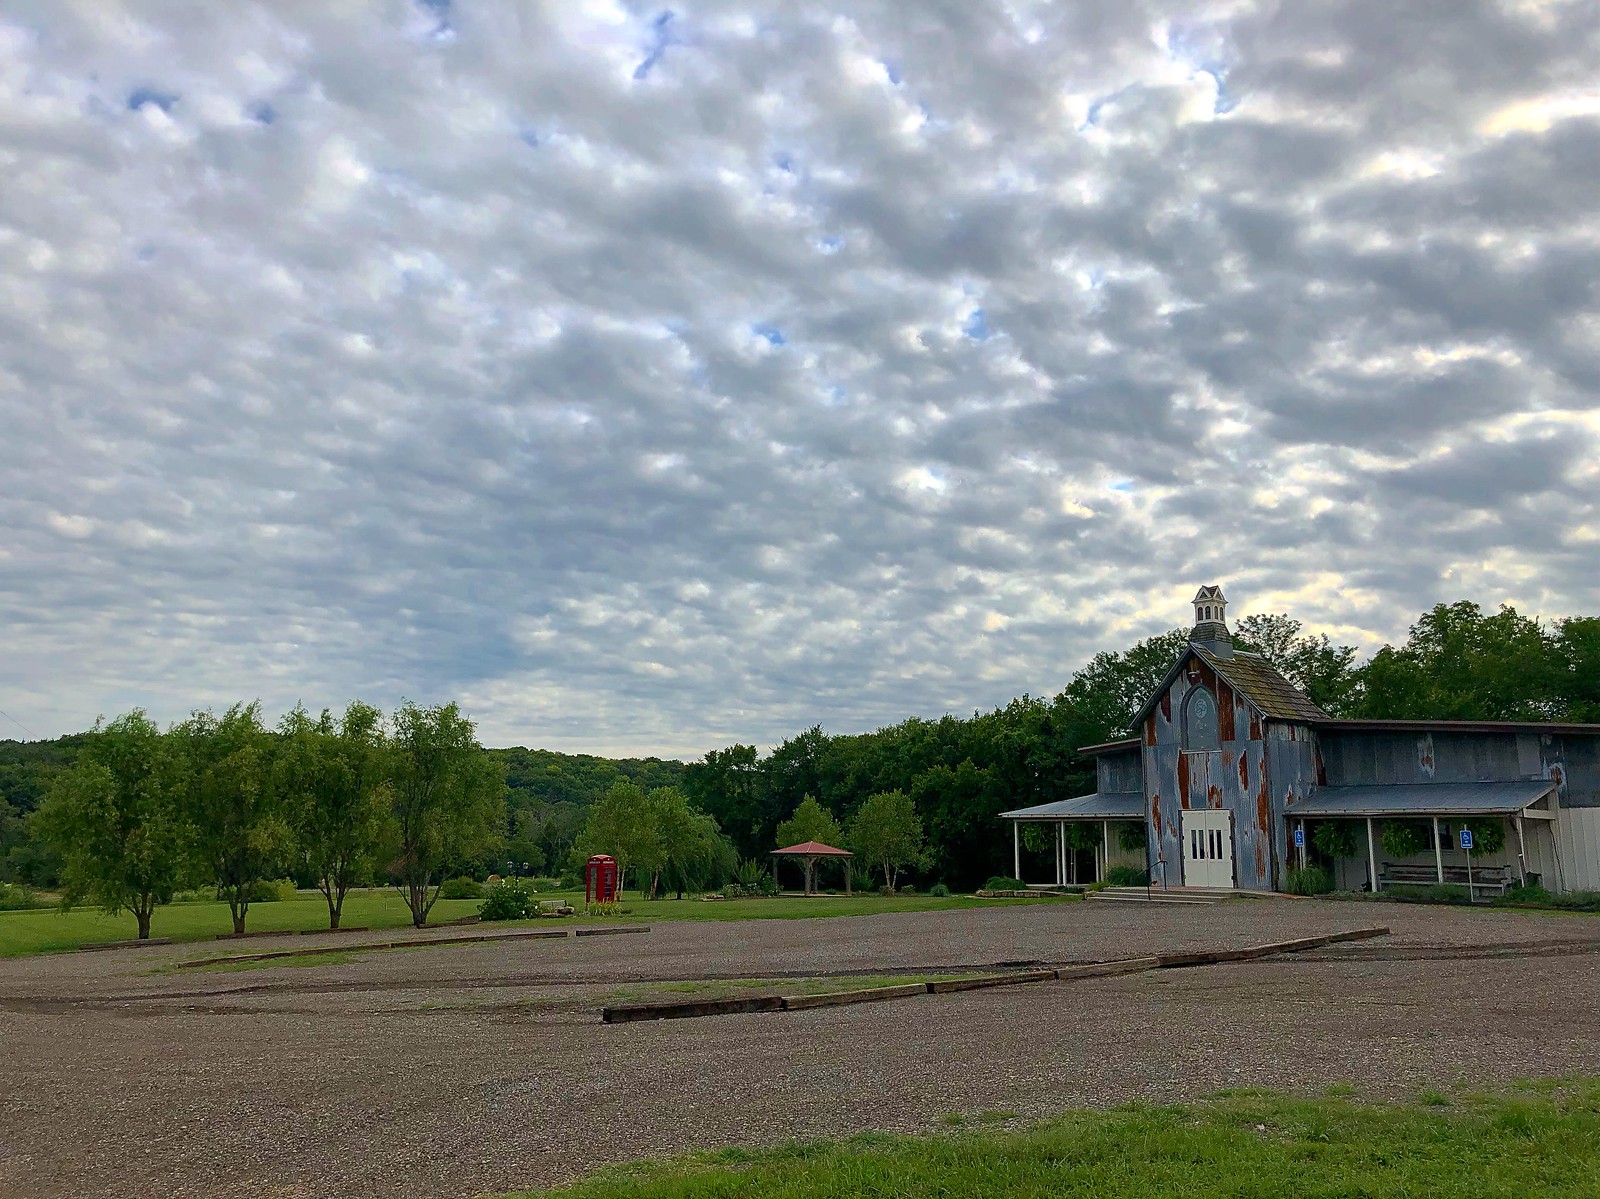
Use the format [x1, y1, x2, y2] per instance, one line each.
[1378, 863, 1511, 898]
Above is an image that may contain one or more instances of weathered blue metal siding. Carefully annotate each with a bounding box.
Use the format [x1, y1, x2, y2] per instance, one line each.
[1142, 654, 1292, 891]
[1319, 730, 1600, 808]
[1097, 747, 1144, 797]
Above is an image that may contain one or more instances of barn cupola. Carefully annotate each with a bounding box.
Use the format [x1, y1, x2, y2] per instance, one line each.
[1189, 584, 1234, 658]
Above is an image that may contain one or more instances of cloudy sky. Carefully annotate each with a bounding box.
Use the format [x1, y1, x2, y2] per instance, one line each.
[2, 1, 1598, 755]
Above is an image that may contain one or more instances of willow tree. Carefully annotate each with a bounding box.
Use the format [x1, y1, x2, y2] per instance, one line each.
[33, 711, 193, 939]
[385, 701, 504, 927]
[278, 702, 390, 929]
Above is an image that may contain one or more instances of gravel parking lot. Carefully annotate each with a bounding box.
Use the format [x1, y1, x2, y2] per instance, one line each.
[3, 898, 1597, 1199]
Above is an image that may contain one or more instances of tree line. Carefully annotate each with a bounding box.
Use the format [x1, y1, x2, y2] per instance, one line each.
[5, 598, 1597, 910]
[29, 701, 503, 937]
[681, 603, 1600, 889]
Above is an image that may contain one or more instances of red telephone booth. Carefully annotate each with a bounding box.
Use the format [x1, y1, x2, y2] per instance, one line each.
[585, 854, 619, 908]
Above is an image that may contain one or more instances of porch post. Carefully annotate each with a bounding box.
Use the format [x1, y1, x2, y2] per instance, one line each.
[845, 856, 852, 896]
[1431, 816, 1444, 884]
[1102, 820, 1111, 883]
[1055, 821, 1064, 886]
[1366, 817, 1378, 893]
[1013, 821, 1021, 883]
[1513, 816, 1527, 885]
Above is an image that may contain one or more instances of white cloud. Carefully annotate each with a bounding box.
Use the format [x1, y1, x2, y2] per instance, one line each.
[1, 0, 1598, 752]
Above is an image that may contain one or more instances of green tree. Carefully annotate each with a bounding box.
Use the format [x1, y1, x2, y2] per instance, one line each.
[385, 701, 505, 927]
[775, 794, 843, 848]
[775, 795, 845, 893]
[278, 702, 390, 929]
[659, 802, 737, 899]
[178, 702, 289, 935]
[1233, 613, 1361, 715]
[574, 780, 661, 893]
[1551, 617, 1600, 721]
[32, 711, 193, 939]
[1351, 602, 1557, 720]
[847, 789, 925, 890]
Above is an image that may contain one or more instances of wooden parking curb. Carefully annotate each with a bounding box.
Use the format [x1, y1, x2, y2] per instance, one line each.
[780, 982, 928, 1010]
[575, 925, 650, 937]
[70, 937, 174, 953]
[604, 996, 782, 1023]
[1056, 956, 1160, 979]
[926, 969, 1057, 994]
[176, 925, 643, 968]
[596, 927, 1393, 1023]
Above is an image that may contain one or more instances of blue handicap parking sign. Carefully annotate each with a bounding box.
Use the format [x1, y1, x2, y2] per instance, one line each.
[1460, 827, 1474, 851]
[1294, 828, 1304, 848]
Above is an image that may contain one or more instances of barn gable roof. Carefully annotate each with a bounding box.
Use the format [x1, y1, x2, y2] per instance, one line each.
[1128, 644, 1330, 731]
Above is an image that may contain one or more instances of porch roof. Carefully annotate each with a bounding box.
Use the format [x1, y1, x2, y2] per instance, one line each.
[1289, 779, 1556, 819]
[1000, 792, 1145, 821]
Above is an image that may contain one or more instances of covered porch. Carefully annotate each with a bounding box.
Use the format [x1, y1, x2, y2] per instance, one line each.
[1287, 780, 1563, 896]
[998, 793, 1145, 887]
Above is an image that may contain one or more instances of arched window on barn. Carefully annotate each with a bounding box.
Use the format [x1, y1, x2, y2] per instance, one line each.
[1182, 686, 1221, 753]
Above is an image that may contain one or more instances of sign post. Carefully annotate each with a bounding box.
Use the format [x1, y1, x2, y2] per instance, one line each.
[1460, 827, 1474, 904]
[1294, 825, 1306, 870]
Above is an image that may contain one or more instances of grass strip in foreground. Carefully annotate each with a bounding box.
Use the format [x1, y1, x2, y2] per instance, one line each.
[508, 1083, 1600, 1198]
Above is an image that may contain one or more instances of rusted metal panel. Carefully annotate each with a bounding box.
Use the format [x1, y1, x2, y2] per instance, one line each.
[1142, 665, 1289, 891]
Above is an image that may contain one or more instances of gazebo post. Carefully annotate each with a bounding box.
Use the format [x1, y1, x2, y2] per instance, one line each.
[1431, 816, 1444, 884]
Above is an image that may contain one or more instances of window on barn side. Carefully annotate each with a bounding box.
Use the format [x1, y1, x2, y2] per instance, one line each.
[1182, 686, 1221, 752]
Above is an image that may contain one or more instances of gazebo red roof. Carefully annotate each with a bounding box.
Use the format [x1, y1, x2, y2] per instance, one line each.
[771, 840, 853, 857]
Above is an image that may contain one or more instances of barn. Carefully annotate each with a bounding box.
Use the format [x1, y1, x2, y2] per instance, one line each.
[1000, 587, 1600, 896]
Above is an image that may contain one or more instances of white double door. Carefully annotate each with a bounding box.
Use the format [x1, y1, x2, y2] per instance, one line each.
[1181, 809, 1235, 889]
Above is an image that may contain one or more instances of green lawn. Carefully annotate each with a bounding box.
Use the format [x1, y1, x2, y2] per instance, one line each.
[0, 890, 486, 957]
[510, 1084, 1600, 1198]
[0, 889, 1019, 957]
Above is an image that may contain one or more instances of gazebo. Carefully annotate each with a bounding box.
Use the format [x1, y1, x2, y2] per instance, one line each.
[771, 841, 853, 896]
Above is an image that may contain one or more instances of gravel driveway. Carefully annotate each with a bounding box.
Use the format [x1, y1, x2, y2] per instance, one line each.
[2, 898, 1596, 1199]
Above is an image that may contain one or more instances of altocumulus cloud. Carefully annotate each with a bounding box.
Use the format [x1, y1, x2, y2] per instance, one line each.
[2, 1, 1598, 754]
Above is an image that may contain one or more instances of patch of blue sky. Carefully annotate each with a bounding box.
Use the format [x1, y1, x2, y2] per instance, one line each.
[519, 127, 540, 148]
[816, 236, 843, 254]
[773, 151, 793, 173]
[963, 308, 991, 341]
[883, 59, 901, 85]
[247, 101, 276, 125]
[1080, 87, 1131, 130]
[127, 87, 178, 113]
[633, 10, 677, 81]
[1107, 479, 1135, 492]
[752, 323, 785, 346]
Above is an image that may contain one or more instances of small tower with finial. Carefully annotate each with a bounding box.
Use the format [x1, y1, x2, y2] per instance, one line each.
[1190, 584, 1234, 658]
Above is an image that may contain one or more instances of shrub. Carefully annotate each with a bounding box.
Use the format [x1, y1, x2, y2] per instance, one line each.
[899, 884, 917, 895]
[440, 876, 483, 900]
[1386, 883, 1471, 905]
[1460, 818, 1506, 855]
[1380, 819, 1432, 860]
[1500, 885, 1600, 912]
[758, 874, 779, 897]
[1284, 865, 1334, 896]
[1311, 821, 1359, 860]
[245, 878, 298, 903]
[984, 876, 1026, 891]
[1105, 865, 1150, 887]
[928, 883, 951, 898]
[0, 882, 45, 911]
[478, 880, 537, 921]
[734, 858, 769, 890]
[1117, 823, 1148, 853]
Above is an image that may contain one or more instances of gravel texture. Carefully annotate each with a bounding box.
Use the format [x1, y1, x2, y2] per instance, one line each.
[1, 898, 1596, 1199]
